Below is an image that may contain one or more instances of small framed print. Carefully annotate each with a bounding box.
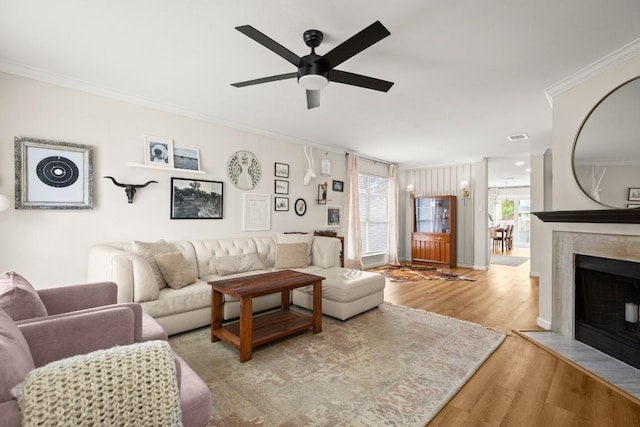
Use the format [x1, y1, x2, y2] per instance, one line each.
[628, 204, 640, 209]
[274, 197, 289, 211]
[332, 180, 344, 192]
[274, 179, 289, 195]
[274, 162, 289, 178]
[173, 147, 200, 171]
[294, 198, 306, 216]
[144, 135, 174, 168]
[326, 205, 341, 228]
[629, 188, 640, 201]
[14, 137, 94, 209]
[318, 182, 328, 204]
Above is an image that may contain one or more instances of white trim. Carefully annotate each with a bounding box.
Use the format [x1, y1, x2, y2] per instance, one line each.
[544, 37, 640, 106]
[536, 317, 551, 330]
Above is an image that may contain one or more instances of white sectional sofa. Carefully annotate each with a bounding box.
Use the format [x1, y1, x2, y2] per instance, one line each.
[88, 234, 385, 335]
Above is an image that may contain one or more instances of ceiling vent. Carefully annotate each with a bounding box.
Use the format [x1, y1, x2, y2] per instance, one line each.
[507, 133, 529, 142]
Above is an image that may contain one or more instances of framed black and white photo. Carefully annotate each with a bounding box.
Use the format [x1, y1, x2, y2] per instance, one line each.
[629, 188, 640, 201]
[144, 135, 174, 168]
[326, 205, 341, 228]
[173, 147, 200, 171]
[14, 137, 94, 209]
[274, 162, 289, 178]
[628, 204, 640, 208]
[274, 197, 289, 211]
[171, 178, 223, 219]
[294, 198, 306, 216]
[332, 180, 344, 192]
[274, 179, 289, 195]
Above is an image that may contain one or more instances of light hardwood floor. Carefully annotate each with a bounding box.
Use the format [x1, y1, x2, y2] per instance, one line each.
[382, 250, 640, 426]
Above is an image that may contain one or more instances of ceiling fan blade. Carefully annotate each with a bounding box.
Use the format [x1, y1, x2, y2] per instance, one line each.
[329, 69, 394, 92]
[307, 90, 320, 109]
[231, 72, 298, 88]
[235, 25, 302, 66]
[315, 21, 390, 70]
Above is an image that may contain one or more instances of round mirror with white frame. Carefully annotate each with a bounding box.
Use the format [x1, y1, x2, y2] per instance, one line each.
[572, 76, 640, 209]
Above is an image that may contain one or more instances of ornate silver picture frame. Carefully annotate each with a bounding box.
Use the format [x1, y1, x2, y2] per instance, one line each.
[14, 137, 94, 209]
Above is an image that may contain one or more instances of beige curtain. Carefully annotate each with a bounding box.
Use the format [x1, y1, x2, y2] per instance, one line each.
[388, 164, 400, 266]
[343, 153, 363, 270]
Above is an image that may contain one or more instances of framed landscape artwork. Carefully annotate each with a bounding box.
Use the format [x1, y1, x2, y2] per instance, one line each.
[173, 147, 200, 171]
[629, 188, 640, 201]
[171, 178, 223, 219]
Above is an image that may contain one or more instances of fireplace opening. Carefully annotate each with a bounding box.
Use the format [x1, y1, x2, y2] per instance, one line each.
[575, 254, 640, 369]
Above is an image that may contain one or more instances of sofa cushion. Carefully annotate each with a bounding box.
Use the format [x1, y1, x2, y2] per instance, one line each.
[276, 233, 313, 264]
[155, 252, 197, 290]
[0, 308, 35, 403]
[141, 281, 211, 318]
[213, 253, 266, 276]
[131, 240, 177, 291]
[0, 271, 48, 321]
[274, 243, 309, 269]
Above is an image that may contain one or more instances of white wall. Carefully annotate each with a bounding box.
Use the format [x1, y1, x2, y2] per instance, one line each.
[0, 72, 348, 288]
[537, 55, 640, 328]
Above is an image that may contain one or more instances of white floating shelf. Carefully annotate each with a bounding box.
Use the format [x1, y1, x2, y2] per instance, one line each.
[128, 162, 206, 174]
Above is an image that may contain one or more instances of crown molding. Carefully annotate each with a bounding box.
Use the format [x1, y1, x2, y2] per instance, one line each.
[0, 59, 347, 154]
[544, 37, 640, 107]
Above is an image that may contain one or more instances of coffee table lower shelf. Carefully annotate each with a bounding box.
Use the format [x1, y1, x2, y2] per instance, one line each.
[212, 310, 313, 351]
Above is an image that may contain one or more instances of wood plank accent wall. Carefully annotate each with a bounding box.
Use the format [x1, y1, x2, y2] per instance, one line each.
[405, 163, 475, 267]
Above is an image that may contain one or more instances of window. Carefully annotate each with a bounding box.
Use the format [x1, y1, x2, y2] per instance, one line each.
[358, 173, 389, 255]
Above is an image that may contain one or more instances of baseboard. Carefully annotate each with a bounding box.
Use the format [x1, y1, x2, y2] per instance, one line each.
[472, 264, 488, 271]
[529, 271, 540, 277]
[536, 317, 551, 330]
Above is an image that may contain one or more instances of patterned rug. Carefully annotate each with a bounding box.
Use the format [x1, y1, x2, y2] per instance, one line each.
[170, 303, 505, 426]
[369, 264, 475, 282]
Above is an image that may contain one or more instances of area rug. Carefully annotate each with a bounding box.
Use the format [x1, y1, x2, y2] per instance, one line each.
[368, 264, 475, 282]
[491, 255, 529, 266]
[170, 303, 505, 426]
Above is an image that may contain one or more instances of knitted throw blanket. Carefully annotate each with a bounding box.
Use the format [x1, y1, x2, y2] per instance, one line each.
[12, 340, 182, 427]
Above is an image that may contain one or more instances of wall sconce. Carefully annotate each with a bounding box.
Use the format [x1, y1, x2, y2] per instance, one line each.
[407, 184, 415, 199]
[0, 194, 10, 212]
[460, 180, 471, 200]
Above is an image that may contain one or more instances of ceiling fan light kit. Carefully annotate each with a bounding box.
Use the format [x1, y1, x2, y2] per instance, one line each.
[231, 21, 394, 109]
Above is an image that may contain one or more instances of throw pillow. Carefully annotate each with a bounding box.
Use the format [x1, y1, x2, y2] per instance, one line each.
[0, 271, 48, 321]
[154, 252, 197, 290]
[0, 308, 35, 403]
[275, 233, 313, 264]
[274, 243, 309, 269]
[131, 240, 177, 289]
[213, 253, 266, 276]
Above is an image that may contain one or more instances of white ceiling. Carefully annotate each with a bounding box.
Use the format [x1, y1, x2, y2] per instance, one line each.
[1, 1, 640, 188]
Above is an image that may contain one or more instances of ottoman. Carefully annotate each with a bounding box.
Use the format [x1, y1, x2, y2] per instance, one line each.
[292, 267, 385, 320]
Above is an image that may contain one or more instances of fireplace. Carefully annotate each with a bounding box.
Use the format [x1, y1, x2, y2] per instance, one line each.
[574, 254, 640, 369]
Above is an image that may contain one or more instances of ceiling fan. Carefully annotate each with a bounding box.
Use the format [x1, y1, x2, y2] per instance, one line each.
[231, 21, 394, 109]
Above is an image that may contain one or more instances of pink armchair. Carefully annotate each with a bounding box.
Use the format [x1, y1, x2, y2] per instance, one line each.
[0, 283, 212, 427]
[29, 281, 167, 342]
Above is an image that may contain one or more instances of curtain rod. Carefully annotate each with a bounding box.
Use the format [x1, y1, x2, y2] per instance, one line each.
[345, 152, 392, 166]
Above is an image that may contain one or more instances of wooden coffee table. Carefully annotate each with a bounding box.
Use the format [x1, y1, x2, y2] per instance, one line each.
[209, 270, 325, 362]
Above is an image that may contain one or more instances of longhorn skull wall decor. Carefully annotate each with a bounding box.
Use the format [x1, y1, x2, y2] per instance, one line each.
[104, 176, 158, 203]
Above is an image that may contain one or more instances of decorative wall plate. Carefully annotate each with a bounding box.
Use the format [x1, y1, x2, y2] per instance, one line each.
[227, 150, 261, 190]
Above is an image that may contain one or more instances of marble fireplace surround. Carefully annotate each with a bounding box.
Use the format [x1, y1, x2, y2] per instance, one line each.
[553, 231, 640, 337]
[522, 231, 640, 399]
